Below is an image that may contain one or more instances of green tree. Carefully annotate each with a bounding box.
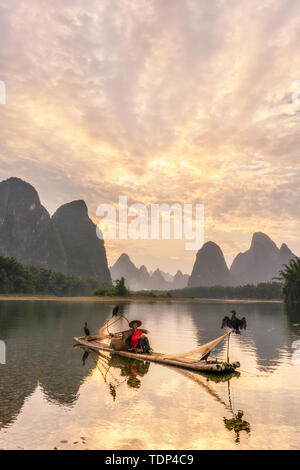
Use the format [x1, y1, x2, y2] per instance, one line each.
[113, 277, 130, 297]
[276, 257, 300, 303]
[0, 268, 10, 293]
[94, 284, 108, 296]
[0, 255, 99, 297]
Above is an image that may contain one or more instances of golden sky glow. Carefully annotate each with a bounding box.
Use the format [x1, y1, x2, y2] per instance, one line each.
[0, 0, 299, 273]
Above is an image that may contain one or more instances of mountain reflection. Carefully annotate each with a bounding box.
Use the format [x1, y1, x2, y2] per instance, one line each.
[0, 300, 113, 429]
[188, 302, 299, 372]
[83, 346, 251, 445]
[0, 299, 297, 434]
[285, 303, 300, 340]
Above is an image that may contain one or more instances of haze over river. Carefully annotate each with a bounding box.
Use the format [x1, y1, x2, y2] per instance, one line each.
[0, 300, 299, 450]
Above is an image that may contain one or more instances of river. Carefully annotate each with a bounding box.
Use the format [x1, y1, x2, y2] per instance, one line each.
[0, 299, 299, 450]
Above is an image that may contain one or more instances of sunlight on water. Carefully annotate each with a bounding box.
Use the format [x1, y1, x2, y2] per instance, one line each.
[0, 300, 299, 450]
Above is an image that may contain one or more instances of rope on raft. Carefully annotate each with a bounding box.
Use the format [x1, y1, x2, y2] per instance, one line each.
[95, 318, 234, 366]
[159, 331, 232, 363]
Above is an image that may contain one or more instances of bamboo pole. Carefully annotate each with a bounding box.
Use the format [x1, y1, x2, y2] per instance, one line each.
[227, 332, 231, 363]
[74, 337, 240, 374]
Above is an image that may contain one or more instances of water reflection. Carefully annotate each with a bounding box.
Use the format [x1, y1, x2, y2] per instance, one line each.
[285, 303, 300, 340]
[224, 411, 251, 443]
[108, 354, 150, 392]
[78, 344, 251, 445]
[159, 366, 251, 444]
[186, 302, 300, 373]
[78, 347, 151, 400]
[0, 301, 111, 429]
[0, 300, 299, 449]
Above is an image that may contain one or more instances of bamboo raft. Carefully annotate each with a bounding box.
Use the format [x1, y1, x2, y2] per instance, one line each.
[73, 336, 240, 374]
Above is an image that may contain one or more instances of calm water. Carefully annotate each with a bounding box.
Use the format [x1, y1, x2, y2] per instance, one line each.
[0, 300, 299, 450]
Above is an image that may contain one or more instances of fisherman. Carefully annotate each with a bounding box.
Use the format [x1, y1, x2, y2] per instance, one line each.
[108, 319, 152, 353]
[128, 320, 151, 354]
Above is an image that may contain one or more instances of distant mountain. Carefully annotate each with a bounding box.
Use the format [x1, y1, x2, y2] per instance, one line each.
[149, 268, 164, 290]
[110, 254, 187, 290]
[0, 177, 112, 285]
[278, 243, 295, 267]
[110, 254, 164, 290]
[173, 270, 189, 289]
[188, 241, 230, 287]
[230, 232, 296, 285]
[0, 177, 67, 272]
[52, 200, 111, 284]
[138, 265, 151, 286]
[3, 177, 295, 291]
[160, 270, 174, 283]
[110, 253, 140, 288]
[149, 268, 172, 290]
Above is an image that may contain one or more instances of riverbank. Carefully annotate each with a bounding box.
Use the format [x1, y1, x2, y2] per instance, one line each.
[0, 295, 283, 303]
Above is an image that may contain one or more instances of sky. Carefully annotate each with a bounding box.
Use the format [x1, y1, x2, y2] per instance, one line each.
[0, 0, 299, 274]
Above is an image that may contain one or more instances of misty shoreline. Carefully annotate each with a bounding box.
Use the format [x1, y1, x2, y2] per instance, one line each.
[0, 295, 283, 303]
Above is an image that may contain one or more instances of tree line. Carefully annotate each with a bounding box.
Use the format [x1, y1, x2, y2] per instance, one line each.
[276, 257, 300, 303]
[1, 254, 299, 302]
[0, 255, 99, 296]
[169, 258, 300, 302]
[0, 256, 134, 297]
[168, 282, 283, 300]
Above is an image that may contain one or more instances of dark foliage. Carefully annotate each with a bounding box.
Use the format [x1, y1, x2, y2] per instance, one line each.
[168, 282, 283, 300]
[0, 255, 99, 296]
[94, 276, 131, 297]
[275, 257, 300, 303]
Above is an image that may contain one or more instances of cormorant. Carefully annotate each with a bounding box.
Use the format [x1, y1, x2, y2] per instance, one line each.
[221, 310, 247, 334]
[83, 322, 90, 337]
[112, 305, 119, 317]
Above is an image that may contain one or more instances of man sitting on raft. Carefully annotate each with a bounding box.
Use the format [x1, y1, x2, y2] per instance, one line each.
[129, 320, 151, 354]
[109, 319, 152, 353]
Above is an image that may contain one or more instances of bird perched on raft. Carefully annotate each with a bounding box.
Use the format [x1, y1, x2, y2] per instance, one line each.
[83, 322, 90, 337]
[221, 310, 247, 334]
[112, 305, 119, 317]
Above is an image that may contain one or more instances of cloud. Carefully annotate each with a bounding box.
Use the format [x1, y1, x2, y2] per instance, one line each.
[0, 0, 299, 272]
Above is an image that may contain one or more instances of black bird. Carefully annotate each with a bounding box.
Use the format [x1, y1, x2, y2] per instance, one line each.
[221, 310, 247, 334]
[83, 322, 90, 337]
[112, 305, 119, 317]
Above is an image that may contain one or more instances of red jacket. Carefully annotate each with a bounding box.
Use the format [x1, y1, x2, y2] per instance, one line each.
[131, 329, 143, 348]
